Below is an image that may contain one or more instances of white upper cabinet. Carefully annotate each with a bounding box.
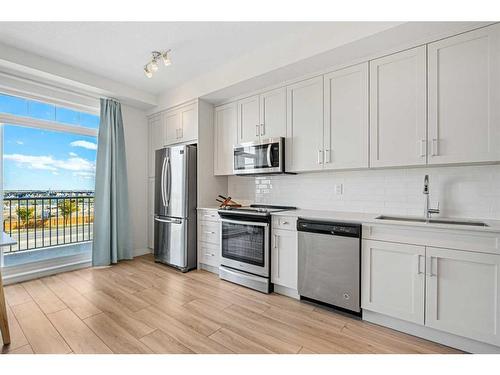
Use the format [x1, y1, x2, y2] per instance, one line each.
[237, 89, 287, 144]
[260, 87, 287, 139]
[286, 76, 324, 172]
[148, 115, 165, 178]
[362, 240, 425, 325]
[428, 24, 500, 165]
[179, 103, 198, 143]
[425, 247, 500, 347]
[164, 111, 180, 145]
[323, 63, 369, 170]
[237, 95, 260, 144]
[164, 103, 198, 146]
[214, 102, 238, 175]
[370, 46, 427, 168]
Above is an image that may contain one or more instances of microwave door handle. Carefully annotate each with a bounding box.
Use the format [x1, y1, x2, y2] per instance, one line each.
[266, 144, 272, 167]
[160, 156, 167, 207]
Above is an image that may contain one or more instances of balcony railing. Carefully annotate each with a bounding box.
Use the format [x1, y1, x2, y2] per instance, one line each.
[2, 196, 94, 253]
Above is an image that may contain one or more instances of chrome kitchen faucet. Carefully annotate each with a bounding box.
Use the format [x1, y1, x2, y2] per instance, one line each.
[423, 174, 440, 221]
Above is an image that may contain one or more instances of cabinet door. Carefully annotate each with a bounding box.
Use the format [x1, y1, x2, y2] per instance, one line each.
[425, 247, 500, 346]
[148, 115, 164, 178]
[286, 76, 324, 172]
[362, 240, 425, 324]
[271, 229, 298, 290]
[179, 103, 198, 143]
[428, 24, 500, 165]
[164, 111, 180, 145]
[260, 87, 286, 139]
[237, 95, 260, 144]
[323, 63, 369, 169]
[214, 102, 238, 175]
[147, 177, 155, 249]
[370, 46, 427, 167]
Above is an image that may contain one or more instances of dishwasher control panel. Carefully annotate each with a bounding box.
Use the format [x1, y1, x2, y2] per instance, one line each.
[297, 219, 361, 238]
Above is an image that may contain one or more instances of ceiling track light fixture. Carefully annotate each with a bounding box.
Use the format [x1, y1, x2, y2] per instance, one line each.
[144, 49, 172, 78]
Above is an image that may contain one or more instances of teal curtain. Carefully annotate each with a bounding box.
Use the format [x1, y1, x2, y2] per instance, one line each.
[92, 98, 133, 266]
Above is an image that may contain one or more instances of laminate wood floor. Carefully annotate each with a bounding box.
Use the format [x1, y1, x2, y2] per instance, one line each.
[1, 255, 462, 354]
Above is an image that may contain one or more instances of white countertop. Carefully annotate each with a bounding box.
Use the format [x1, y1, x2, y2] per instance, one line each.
[272, 209, 500, 234]
[197, 205, 500, 233]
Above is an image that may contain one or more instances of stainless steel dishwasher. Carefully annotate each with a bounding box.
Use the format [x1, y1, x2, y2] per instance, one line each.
[297, 219, 361, 315]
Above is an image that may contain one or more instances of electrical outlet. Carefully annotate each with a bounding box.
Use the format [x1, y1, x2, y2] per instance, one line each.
[334, 183, 343, 195]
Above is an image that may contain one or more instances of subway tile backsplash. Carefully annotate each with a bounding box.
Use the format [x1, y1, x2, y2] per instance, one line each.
[228, 165, 500, 219]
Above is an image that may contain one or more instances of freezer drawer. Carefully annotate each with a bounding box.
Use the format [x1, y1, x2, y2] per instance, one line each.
[154, 216, 192, 270]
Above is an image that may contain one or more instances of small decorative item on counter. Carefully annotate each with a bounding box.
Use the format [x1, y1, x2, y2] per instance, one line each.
[216, 195, 241, 208]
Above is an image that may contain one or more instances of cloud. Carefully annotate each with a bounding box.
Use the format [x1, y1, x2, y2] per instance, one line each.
[69, 152, 78, 157]
[70, 140, 97, 150]
[4, 153, 95, 174]
[52, 171, 59, 176]
[73, 171, 95, 180]
[16, 140, 24, 145]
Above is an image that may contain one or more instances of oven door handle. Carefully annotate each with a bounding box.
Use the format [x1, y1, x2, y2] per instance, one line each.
[220, 218, 269, 227]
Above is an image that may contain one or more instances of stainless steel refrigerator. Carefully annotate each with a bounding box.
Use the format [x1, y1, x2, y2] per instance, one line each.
[154, 144, 197, 272]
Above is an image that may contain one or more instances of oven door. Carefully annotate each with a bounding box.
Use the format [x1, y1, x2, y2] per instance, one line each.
[220, 218, 269, 277]
[233, 138, 283, 175]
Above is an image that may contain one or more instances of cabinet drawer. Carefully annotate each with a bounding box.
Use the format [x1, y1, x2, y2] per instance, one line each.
[199, 242, 220, 268]
[272, 216, 297, 231]
[198, 209, 220, 222]
[200, 221, 220, 245]
[363, 224, 500, 255]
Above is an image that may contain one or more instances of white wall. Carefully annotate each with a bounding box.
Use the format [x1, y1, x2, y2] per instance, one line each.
[228, 165, 500, 220]
[121, 104, 149, 255]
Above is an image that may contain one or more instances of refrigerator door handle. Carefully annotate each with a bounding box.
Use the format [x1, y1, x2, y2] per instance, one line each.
[154, 217, 182, 224]
[160, 156, 167, 207]
[166, 156, 172, 207]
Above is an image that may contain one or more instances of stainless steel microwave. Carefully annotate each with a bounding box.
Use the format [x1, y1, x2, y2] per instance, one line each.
[233, 137, 285, 175]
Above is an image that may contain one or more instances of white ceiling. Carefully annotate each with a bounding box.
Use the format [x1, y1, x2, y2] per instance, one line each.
[0, 22, 401, 97]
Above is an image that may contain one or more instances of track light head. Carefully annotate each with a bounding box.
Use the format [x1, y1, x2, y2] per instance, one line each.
[162, 50, 172, 66]
[144, 64, 153, 78]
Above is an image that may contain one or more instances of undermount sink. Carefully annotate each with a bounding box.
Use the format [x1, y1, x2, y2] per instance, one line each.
[375, 215, 489, 227]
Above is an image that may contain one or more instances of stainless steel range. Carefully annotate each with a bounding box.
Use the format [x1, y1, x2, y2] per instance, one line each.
[218, 204, 295, 293]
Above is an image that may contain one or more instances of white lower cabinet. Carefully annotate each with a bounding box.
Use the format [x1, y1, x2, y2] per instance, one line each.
[425, 246, 500, 347]
[271, 228, 298, 290]
[197, 209, 221, 269]
[362, 240, 425, 324]
[362, 235, 500, 348]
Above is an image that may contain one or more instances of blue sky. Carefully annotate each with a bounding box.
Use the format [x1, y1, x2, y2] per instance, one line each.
[0, 93, 99, 191]
[3, 125, 97, 190]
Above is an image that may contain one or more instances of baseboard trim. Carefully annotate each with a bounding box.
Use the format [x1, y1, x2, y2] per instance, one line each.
[3, 258, 91, 285]
[273, 284, 300, 300]
[363, 310, 500, 354]
[134, 248, 152, 257]
[199, 262, 219, 274]
[2, 248, 153, 285]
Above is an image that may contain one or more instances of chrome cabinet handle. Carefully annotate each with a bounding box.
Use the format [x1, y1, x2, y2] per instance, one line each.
[419, 139, 426, 157]
[428, 256, 437, 277]
[203, 231, 216, 234]
[255, 125, 260, 137]
[324, 149, 331, 164]
[416, 254, 424, 275]
[260, 123, 265, 136]
[431, 138, 439, 157]
[317, 150, 323, 164]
